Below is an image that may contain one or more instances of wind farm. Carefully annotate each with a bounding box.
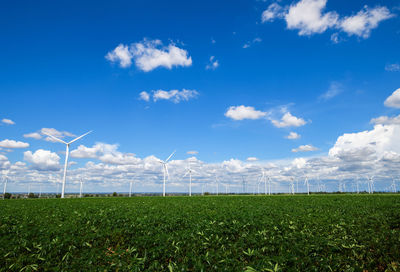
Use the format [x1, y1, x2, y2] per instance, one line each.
[1, 0, 400, 270]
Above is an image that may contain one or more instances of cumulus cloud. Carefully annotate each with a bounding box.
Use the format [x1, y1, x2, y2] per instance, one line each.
[286, 132, 301, 140]
[24, 149, 61, 171]
[329, 124, 400, 160]
[139, 89, 199, 103]
[262, 0, 393, 39]
[225, 105, 267, 121]
[371, 114, 400, 125]
[23, 132, 42, 140]
[71, 143, 141, 165]
[0, 139, 29, 149]
[292, 144, 319, 152]
[106, 39, 192, 72]
[271, 112, 306, 128]
[1, 118, 15, 125]
[319, 81, 343, 101]
[385, 63, 400, 72]
[384, 88, 400, 109]
[139, 91, 150, 102]
[340, 6, 394, 38]
[0, 154, 11, 170]
[205, 56, 219, 70]
[285, 0, 339, 35]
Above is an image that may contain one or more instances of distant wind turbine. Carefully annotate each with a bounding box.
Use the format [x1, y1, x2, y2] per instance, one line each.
[129, 181, 133, 197]
[2, 176, 8, 200]
[183, 162, 197, 196]
[44, 130, 92, 198]
[304, 176, 310, 195]
[158, 151, 175, 197]
[79, 178, 84, 198]
[391, 176, 397, 193]
[290, 177, 295, 195]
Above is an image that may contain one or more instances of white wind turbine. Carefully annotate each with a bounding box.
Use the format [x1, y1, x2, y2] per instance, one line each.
[214, 174, 220, 195]
[183, 162, 197, 196]
[2, 176, 8, 200]
[79, 178, 84, 198]
[158, 151, 175, 197]
[290, 177, 295, 195]
[367, 176, 374, 194]
[304, 176, 310, 195]
[44, 130, 92, 198]
[391, 176, 397, 193]
[129, 181, 133, 197]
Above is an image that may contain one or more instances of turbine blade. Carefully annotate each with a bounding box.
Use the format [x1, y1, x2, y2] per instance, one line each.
[183, 171, 190, 178]
[42, 132, 68, 144]
[165, 150, 176, 162]
[68, 130, 92, 144]
[165, 165, 170, 180]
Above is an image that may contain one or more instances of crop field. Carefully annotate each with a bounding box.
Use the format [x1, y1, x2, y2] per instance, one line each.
[1, 195, 400, 271]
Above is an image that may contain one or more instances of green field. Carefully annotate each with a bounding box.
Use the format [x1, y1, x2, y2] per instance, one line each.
[1, 195, 400, 271]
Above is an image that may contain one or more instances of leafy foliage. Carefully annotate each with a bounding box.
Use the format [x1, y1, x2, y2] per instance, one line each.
[0, 195, 399, 271]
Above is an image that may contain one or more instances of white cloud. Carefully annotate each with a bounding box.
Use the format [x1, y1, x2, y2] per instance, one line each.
[205, 56, 219, 70]
[23, 132, 42, 140]
[139, 91, 150, 102]
[286, 132, 301, 139]
[106, 39, 192, 72]
[385, 63, 400, 72]
[292, 157, 307, 168]
[292, 144, 319, 152]
[384, 88, 400, 108]
[40, 128, 76, 142]
[1, 118, 15, 125]
[152, 89, 199, 103]
[187, 150, 199, 155]
[24, 149, 61, 171]
[371, 114, 400, 125]
[0, 154, 11, 170]
[246, 157, 258, 161]
[262, 3, 285, 22]
[262, 1, 393, 39]
[319, 81, 343, 100]
[271, 112, 306, 128]
[329, 124, 400, 160]
[340, 6, 394, 38]
[105, 44, 132, 68]
[243, 37, 262, 49]
[225, 105, 267, 121]
[285, 0, 338, 35]
[0, 139, 29, 149]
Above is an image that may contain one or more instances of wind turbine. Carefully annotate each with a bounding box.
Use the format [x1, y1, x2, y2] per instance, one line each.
[214, 175, 220, 195]
[43, 130, 92, 198]
[129, 181, 133, 197]
[158, 151, 175, 197]
[2, 176, 8, 200]
[367, 176, 374, 194]
[183, 162, 196, 196]
[391, 176, 397, 193]
[290, 177, 295, 195]
[304, 176, 310, 195]
[79, 178, 84, 198]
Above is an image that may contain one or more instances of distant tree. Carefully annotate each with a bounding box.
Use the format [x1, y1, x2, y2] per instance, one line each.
[204, 192, 210, 196]
[28, 193, 35, 198]
[84, 194, 90, 198]
[3, 193, 12, 199]
[112, 192, 118, 197]
[56, 194, 61, 198]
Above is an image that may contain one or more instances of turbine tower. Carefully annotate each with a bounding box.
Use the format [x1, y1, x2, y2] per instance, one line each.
[2, 176, 8, 200]
[391, 176, 397, 193]
[44, 130, 92, 198]
[304, 176, 310, 195]
[183, 162, 196, 196]
[79, 178, 84, 198]
[158, 151, 175, 197]
[129, 181, 133, 197]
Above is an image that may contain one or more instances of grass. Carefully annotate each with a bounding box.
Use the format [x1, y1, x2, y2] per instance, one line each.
[1, 194, 400, 271]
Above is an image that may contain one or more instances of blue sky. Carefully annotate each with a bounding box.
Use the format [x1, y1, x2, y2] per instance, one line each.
[1, 0, 400, 193]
